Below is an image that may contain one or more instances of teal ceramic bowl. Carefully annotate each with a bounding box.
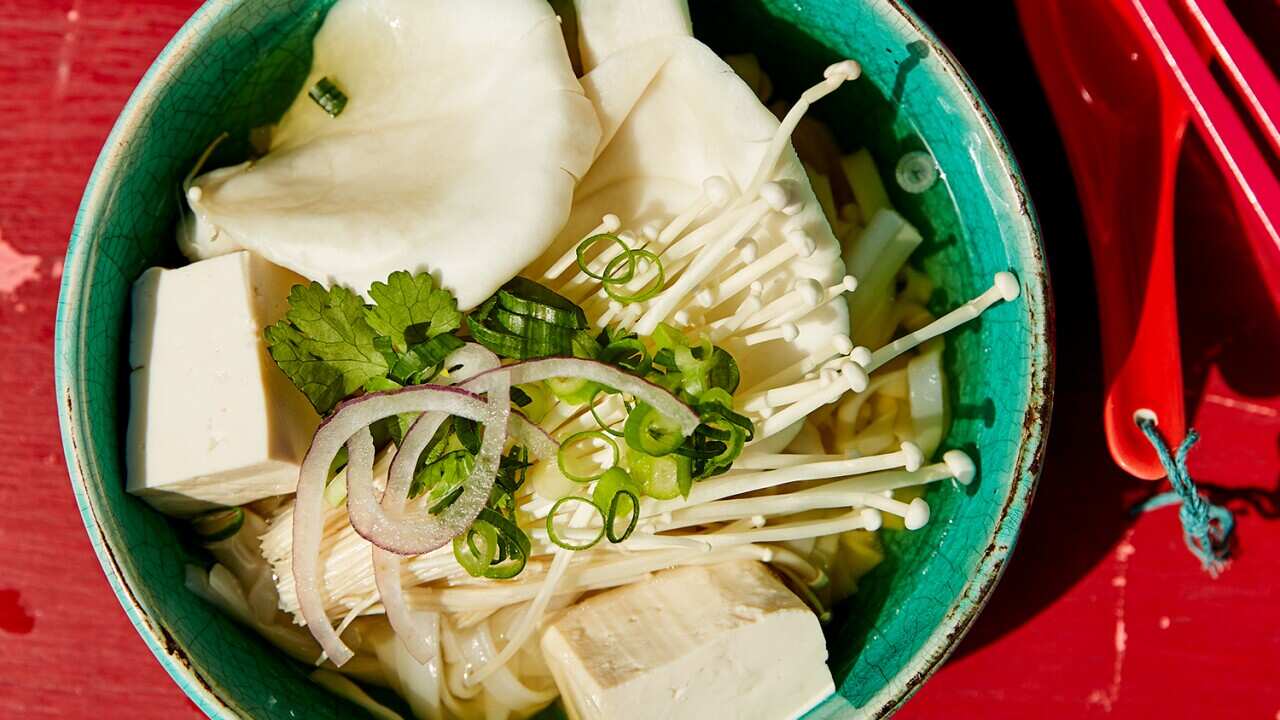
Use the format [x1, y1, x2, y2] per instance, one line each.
[55, 1, 1052, 717]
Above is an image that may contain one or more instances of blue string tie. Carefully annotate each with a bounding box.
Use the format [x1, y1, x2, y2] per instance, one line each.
[1131, 416, 1235, 575]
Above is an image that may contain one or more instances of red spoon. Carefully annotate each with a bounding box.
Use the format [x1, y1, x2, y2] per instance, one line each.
[1016, 0, 1191, 479]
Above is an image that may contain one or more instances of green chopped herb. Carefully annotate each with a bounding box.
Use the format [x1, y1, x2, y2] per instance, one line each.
[468, 278, 586, 359]
[624, 402, 685, 456]
[365, 271, 461, 354]
[308, 77, 348, 118]
[473, 508, 530, 578]
[264, 282, 391, 414]
[265, 271, 466, 414]
[496, 277, 587, 328]
[628, 449, 692, 500]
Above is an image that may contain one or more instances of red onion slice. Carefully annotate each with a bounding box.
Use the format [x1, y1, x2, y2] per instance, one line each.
[467, 357, 701, 435]
[506, 411, 558, 461]
[371, 369, 514, 662]
[443, 342, 501, 382]
[299, 355, 688, 664]
[345, 386, 509, 554]
[294, 384, 504, 665]
[374, 380, 556, 663]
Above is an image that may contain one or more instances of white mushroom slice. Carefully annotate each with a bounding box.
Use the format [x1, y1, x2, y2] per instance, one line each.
[537, 0, 849, 392]
[182, 0, 601, 309]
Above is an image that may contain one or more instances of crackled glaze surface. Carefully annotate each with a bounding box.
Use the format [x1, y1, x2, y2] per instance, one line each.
[54, 1, 1051, 718]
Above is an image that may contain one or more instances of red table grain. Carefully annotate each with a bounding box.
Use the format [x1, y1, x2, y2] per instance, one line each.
[1, 2, 1276, 718]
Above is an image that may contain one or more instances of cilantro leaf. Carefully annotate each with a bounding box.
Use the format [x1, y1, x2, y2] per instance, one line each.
[366, 271, 461, 353]
[264, 282, 389, 414]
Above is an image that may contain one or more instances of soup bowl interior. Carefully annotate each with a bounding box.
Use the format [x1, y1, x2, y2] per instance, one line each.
[55, 0, 1052, 717]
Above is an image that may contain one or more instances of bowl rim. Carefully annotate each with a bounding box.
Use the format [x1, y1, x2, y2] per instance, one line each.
[53, 1, 1054, 718]
[56, 2, 252, 715]
[852, 2, 1053, 716]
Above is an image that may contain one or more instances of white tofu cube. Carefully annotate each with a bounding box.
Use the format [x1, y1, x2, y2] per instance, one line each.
[541, 560, 835, 720]
[126, 251, 319, 516]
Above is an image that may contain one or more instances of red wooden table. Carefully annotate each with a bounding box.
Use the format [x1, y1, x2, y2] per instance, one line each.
[2, 2, 1277, 718]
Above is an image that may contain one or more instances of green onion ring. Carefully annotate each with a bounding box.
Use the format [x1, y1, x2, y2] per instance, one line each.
[623, 403, 685, 457]
[452, 522, 499, 577]
[475, 508, 531, 579]
[558, 431, 621, 482]
[600, 337, 651, 375]
[576, 233, 637, 283]
[588, 390, 625, 437]
[605, 490, 641, 543]
[545, 496, 606, 550]
[602, 249, 665, 304]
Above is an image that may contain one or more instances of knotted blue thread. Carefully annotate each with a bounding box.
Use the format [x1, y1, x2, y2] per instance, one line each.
[1131, 417, 1234, 574]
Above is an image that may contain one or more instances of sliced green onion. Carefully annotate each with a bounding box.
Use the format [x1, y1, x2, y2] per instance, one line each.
[492, 306, 579, 347]
[591, 467, 635, 508]
[588, 390, 625, 437]
[545, 375, 603, 405]
[606, 490, 641, 543]
[705, 347, 742, 394]
[672, 339, 717, 396]
[599, 337, 651, 375]
[571, 330, 603, 359]
[628, 450, 692, 500]
[510, 386, 533, 407]
[558, 431, 620, 482]
[592, 468, 642, 543]
[453, 522, 499, 577]
[468, 292, 579, 359]
[391, 333, 465, 384]
[496, 446, 531, 495]
[701, 423, 745, 476]
[466, 301, 535, 359]
[545, 496, 606, 550]
[476, 508, 530, 578]
[624, 402, 685, 456]
[514, 382, 553, 423]
[602, 249, 665, 304]
[576, 233, 636, 283]
[496, 277, 587, 328]
[698, 388, 754, 441]
[192, 507, 244, 543]
[651, 322, 689, 353]
[308, 77, 348, 118]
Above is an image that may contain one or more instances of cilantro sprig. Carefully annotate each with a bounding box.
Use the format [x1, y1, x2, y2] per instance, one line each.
[265, 272, 462, 415]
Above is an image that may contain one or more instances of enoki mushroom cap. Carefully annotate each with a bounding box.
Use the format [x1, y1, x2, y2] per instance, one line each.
[859, 507, 883, 531]
[703, 175, 733, 207]
[900, 441, 924, 472]
[903, 497, 931, 530]
[824, 59, 862, 82]
[994, 271, 1021, 302]
[943, 449, 977, 485]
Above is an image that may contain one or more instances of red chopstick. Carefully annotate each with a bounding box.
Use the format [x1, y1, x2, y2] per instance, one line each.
[1182, 0, 1280, 160]
[1128, 0, 1280, 270]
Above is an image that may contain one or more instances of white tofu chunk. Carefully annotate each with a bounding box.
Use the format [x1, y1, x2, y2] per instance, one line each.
[126, 251, 319, 516]
[541, 560, 834, 720]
